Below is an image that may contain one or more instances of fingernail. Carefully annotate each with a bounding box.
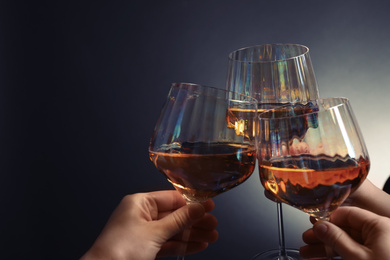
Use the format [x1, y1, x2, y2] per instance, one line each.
[314, 221, 328, 236]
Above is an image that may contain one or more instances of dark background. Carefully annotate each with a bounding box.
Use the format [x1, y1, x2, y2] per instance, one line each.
[1, 0, 390, 259]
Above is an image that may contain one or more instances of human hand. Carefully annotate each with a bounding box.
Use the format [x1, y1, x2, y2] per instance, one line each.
[300, 206, 390, 259]
[81, 190, 218, 260]
[342, 179, 390, 218]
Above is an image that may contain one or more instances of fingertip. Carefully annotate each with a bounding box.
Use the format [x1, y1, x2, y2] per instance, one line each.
[199, 241, 209, 250]
[193, 242, 209, 253]
[188, 203, 206, 220]
[301, 228, 313, 243]
[202, 199, 215, 212]
[313, 221, 329, 237]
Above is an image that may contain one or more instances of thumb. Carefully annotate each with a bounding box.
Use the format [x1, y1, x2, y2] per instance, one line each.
[313, 221, 366, 259]
[158, 203, 205, 239]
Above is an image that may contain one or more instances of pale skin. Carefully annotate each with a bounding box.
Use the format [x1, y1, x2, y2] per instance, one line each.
[80, 190, 218, 260]
[263, 139, 390, 259]
[342, 178, 390, 218]
[300, 179, 390, 259]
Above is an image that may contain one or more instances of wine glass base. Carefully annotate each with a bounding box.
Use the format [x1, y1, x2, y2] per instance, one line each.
[251, 249, 303, 260]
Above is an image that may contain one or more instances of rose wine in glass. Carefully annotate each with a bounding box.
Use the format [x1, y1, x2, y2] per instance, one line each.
[149, 142, 256, 202]
[257, 97, 369, 258]
[149, 83, 258, 259]
[226, 43, 319, 259]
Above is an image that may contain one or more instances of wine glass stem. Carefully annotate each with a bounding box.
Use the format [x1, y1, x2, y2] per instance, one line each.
[177, 228, 191, 260]
[177, 200, 193, 260]
[277, 202, 288, 258]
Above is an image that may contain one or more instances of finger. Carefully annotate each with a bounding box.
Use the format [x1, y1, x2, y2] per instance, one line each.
[191, 213, 218, 230]
[157, 241, 209, 258]
[171, 228, 218, 243]
[157, 204, 218, 224]
[201, 199, 215, 213]
[330, 206, 378, 231]
[157, 203, 206, 240]
[157, 209, 215, 222]
[300, 243, 327, 259]
[148, 190, 187, 211]
[302, 217, 364, 247]
[329, 207, 384, 244]
[160, 212, 218, 241]
[302, 228, 322, 244]
[149, 191, 214, 216]
[190, 229, 218, 243]
[157, 210, 174, 220]
[312, 220, 367, 259]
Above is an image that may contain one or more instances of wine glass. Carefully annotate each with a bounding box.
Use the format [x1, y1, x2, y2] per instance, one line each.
[149, 82, 258, 259]
[226, 43, 319, 259]
[257, 97, 370, 259]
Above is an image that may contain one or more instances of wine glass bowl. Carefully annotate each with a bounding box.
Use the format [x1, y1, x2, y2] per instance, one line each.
[226, 43, 319, 260]
[226, 43, 319, 104]
[258, 97, 370, 221]
[149, 83, 258, 203]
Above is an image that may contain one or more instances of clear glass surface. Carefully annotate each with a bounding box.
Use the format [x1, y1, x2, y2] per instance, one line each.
[257, 97, 369, 259]
[226, 43, 319, 259]
[258, 97, 370, 221]
[226, 43, 319, 104]
[252, 248, 301, 260]
[149, 83, 258, 258]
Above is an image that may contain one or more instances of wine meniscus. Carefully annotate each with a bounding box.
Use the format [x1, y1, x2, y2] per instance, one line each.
[226, 107, 259, 138]
[226, 102, 316, 139]
[150, 142, 256, 202]
[259, 155, 370, 220]
[149, 83, 258, 260]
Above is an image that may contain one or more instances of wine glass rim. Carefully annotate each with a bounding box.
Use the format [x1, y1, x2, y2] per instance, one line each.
[170, 82, 258, 103]
[258, 97, 350, 119]
[228, 43, 310, 63]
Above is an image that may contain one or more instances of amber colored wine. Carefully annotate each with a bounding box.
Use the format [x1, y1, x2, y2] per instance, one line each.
[226, 107, 259, 138]
[258, 102, 318, 142]
[258, 102, 317, 118]
[150, 142, 256, 202]
[259, 155, 370, 220]
[227, 102, 316, 138]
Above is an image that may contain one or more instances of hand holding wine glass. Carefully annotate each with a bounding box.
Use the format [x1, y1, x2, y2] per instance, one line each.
[258, 98, 369, 221]
[149, 83, 258, 258]
[300, 206, 390, 260]
[258, 97, 370, 259]
[80, 190, 218, 260]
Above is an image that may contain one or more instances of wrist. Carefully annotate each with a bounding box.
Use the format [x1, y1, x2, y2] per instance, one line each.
[80, 238, 155, 260]
[80, 242, 129, 260]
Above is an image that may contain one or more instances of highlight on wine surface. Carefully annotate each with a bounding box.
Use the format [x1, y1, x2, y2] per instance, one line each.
[257, 97, 370, 220]
[149, 83, 258, 203]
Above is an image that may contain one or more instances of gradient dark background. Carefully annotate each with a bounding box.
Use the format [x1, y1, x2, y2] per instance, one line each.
[1, 0, 389, 259]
